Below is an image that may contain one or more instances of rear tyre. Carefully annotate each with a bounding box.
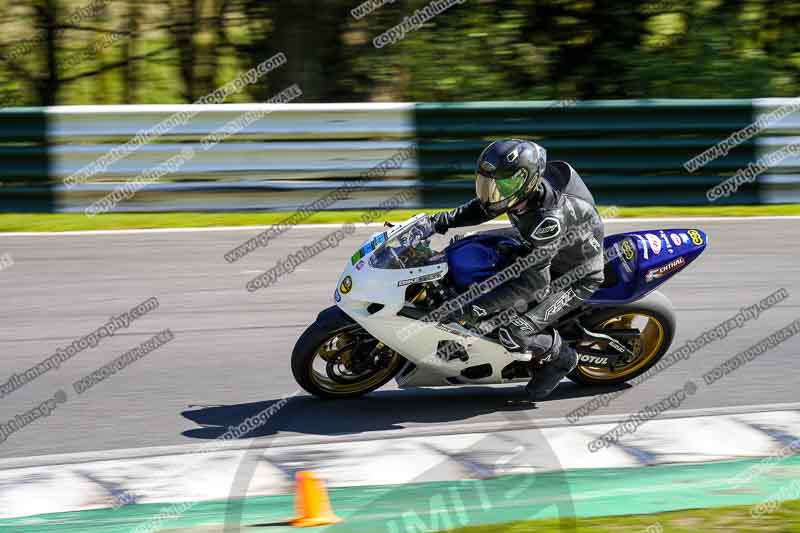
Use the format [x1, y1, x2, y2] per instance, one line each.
[291, 306, 406, 399]
[567, 290, 676, 386]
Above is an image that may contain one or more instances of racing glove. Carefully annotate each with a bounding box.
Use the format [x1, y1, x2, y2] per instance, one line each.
[431, 212, 450, 235]
[432, 199, 492, 235]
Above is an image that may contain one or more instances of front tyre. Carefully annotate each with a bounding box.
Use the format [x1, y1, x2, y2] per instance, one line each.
[568, 290, 676, 386]
[291, 306, 406, 399]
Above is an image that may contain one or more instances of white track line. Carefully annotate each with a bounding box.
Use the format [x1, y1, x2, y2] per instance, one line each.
[3, 405, 800, 519]
[0, 215, 799, 237]
[2, 400, 799, 471]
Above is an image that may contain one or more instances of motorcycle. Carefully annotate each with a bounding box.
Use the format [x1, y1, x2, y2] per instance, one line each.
[291, 214, 707, 399]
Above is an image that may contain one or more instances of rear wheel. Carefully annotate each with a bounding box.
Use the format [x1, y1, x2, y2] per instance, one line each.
[568, 291, 675, 386]
[291, 306, 406, 399]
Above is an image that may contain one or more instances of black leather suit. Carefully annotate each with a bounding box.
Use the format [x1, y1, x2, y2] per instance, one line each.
[434, 161, 605, 360]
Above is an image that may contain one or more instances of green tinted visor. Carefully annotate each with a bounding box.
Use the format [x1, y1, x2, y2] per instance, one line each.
[476, 167, 531, 214]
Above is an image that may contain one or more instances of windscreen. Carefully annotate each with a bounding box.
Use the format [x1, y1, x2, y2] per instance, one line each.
[369, 216, 441, 269]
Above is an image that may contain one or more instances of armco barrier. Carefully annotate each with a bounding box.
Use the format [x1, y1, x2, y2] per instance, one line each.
[753, 98, 800, 204]
[0, 109, 52, 212]
[0, 99, 798, 212]
[414, 99, 764, 206]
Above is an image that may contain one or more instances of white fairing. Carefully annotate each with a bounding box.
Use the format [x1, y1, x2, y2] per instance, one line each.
[335, 215, 527, 388]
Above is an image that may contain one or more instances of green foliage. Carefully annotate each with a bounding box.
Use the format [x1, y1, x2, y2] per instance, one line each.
[0, 0, 797, 105]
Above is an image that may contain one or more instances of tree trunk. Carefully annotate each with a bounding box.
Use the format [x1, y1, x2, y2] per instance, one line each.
[264, 1, 350, 101]
[36, 0, 59, 105]
[169, 0, 200, 101]
[123, 0, 141, 103]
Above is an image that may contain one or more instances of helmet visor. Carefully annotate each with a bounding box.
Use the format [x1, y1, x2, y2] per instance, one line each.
[476, 168, 529, 213]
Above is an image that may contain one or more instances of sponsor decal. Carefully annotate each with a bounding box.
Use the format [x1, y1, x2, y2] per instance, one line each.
[619, 254, 633, 274]
[670, 233, 682, 246]
[355, 259, 366, 270]
[606, 337, 628, 354]
[614, 243, 633, 274]
[645, 256, 687, 283]
[633, 234, 649, 260]
[435, 324, 470, 339]
[688, 229, 704, 246]
[334, 289, 341, 302]
[532, 217, 562, 241]
[680, 233, 689, 243]
[544, 288, 576, 321]
[339, 275, 353, 294]
[373, 232, 388, 247]
[578, 354, 609, 366]
[397, 272, 443, 287]
[645, 233, 662, 255]
[619, 239, 637, 275]
[620, 239, 635, 261]
[352, 233, 388, 265]
[659, 230, 673, 253]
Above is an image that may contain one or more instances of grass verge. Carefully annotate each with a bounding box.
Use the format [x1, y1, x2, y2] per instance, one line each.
[450, 498, 800, 532]
[0, 204, 799, 232]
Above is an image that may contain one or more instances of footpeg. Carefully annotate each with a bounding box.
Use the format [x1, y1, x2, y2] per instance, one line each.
[577, 325, 635, 370]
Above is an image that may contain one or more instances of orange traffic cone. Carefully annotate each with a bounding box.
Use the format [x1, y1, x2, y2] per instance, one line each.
[291, 471, 342, 528]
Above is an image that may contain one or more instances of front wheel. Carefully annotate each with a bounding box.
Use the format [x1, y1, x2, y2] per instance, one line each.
[291, 306, 406, 399]
[568, 290, 676, 386]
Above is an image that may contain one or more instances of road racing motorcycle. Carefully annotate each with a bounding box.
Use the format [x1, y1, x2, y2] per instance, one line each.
[292, 214, 707, 398]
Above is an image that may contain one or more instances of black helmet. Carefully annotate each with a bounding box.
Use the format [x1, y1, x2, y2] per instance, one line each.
[475, 139, 546, 216]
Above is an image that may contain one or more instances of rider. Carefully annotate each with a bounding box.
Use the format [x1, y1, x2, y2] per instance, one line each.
[431, 139, 605, 401]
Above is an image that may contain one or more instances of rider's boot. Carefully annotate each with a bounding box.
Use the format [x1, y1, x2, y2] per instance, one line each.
[496, 317, 577, 401]
[525, 336, 577, 401]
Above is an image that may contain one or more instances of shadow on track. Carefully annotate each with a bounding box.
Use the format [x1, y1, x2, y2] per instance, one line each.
[180, 381, 628, 440]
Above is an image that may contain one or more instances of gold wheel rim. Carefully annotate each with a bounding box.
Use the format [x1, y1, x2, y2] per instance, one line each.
[576, 312, 666, 381]
[307, 330, 403, 395]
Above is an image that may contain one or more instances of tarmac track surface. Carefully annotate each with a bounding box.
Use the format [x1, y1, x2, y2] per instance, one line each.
[0, 217, 799, 460]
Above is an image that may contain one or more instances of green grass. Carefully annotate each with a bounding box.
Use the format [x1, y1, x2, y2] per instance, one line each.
[449, 499, 800, 532]
[609, 204, 800, 218]
[0, 204, 798, 232]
